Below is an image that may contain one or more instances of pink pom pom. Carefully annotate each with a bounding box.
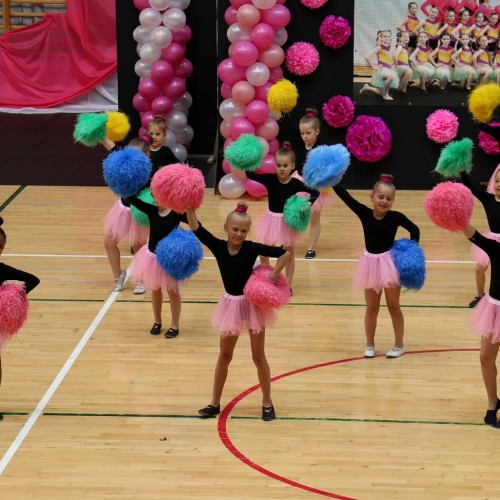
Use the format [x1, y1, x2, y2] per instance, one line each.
[150, 163, 205, 213]
[319, 15, 351, 49]
[346, 115, 392, 163]
[300, 0, 328, 8]
[424, 181, 474, 232]
[322, 95, 355, 128]
[243, 265, 291, 309]
[285, 42, 320, 76]
[478, 131, 500, 155]
[0, 284, 29, 349]
[426, 109, 459, 144]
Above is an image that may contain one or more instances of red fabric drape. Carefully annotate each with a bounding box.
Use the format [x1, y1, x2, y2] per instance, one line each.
[0, 0, 117, 108]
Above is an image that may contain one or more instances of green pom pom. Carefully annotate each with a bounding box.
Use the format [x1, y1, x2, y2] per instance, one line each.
[224, 134, 264, 171]
[435, 138, 473, 179]
[131, 188, 156, 227]
[73, 113, 108, 147]
[283, 195, 311, 232]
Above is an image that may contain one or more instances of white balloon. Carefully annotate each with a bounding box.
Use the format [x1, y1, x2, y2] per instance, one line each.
[149, 0, 171, 11]
[139, 42, 162, 63]
[134, 59, 152, 78]
[175, 125, 194, 144]
[257, 137, 270, 157]
[246, 62, 270, 86]
[274, 28, 288, 47]
[219, 99, 246, 121]
[169, 0, 190, 8]
[162, 8, 186, 31]
[150, 26, 172, 48]
[172, 143, 188, 162]
[166, 110, 188, 131]
[133, 25, 151, 44]
[136, 42, 144, 57]
[174, 91, 193, 111]
[139, 8, 162, 29]
[164, 129, 177, 149]
[227, 23, 251, 43]
[218, 174, 246, 199]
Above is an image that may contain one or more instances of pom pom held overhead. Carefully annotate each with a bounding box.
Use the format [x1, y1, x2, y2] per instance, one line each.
[224, 134, 264, 172]
[105, 112, 131, 143]
[434, 138, 473, 178]
[73, 113, 108, 147]
[303, 144, 350, 189]
[267, 79, 299, 116]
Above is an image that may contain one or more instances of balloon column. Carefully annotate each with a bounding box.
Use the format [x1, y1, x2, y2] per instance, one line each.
[132, 0, 194, 162]
[218, 0, 291, 199]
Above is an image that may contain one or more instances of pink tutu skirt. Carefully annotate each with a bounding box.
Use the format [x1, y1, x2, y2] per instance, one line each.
[291, 170, 333, 213]
[212, 293, 278, 336]
[471, 231, 500, 268]
[354, 250, 400, 293]
[256, 210, 300, 247]
[131, 246, 178, 291]
[104, 199, 149, 246]
[469, 294, 500, 343]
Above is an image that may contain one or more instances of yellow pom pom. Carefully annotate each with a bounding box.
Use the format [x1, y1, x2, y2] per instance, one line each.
[267, 79, 299, 115]
[105, 112, 131, 142]
[468, 83, 500, 123]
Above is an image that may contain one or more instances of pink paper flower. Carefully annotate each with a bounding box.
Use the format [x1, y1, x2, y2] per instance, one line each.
[426, 109, 459, 143]
[319, 15, 351, 49]
[346, 115, 392, 163]
[478, 131, 500, 155]
[285, 42, 320, 76]
[300, 0, 329, 8]
[322, 95, 355, 128]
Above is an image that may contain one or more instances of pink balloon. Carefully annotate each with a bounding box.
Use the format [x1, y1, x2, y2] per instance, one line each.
[217, 58, 247, 85]
[230, 0, 252, 7]
[161, 42, 186, 65]
[255, 118, 279, 140]
[268, 138, 279, 154]
[220, 119, 232, 139]
[220, 82, 233, 99]
[269, 66, 283, 83]
[141, 111, 155, 129]
[230, 117, 256, 139]
[151, 60, 174, 84]
[231, 40, 259, 67]
[237, 4, 261, 28]
[224, 138, 235, 149]
[276, 0, 286, 3]
[133, 0, 150, 10]
[222, 159, 232, 175]
[254, 81, 272, 101]
[260, 4, 291, 29]
[256, 153, 276, 174]
[151, 95, 173, 115]
[246, 99, 269, 124]
[163, 77, 186, 99]
[133, 93, 152, 112]
[251, 23, 275, 49]
[245, 178, 268, 197]
[224, 6, 238, 25]
[139, 127, 148, 137]
[138, 77, 161, 99]
[231, 81, 255, 105]
[174, 58, 193, 78]
[172, 25, 192, 44]
[258, 44, 284, 68]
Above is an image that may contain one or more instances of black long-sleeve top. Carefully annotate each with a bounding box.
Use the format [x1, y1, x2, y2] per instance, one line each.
[149, 146, 178, 177]
[128, 196, 187, 252]
[469, 231, 500, 299]
[193, 224, 286, 296]
[334, 185, 420, 254]
[460, 172, 500, 232]
[245, 172, 320, 213]
[0, 263, 40, 294]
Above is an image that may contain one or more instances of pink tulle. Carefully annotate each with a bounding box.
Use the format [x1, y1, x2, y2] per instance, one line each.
[103, 199, 149, 246]
[487, 164, 500, 194]
[285, 42, 320, 76]
[478, 131, 500, 155]
[211, 293, 278, 336]
[0, 284, 29, 350]
[319, 15, 351, 49]
[426, 109, 459, 144]
[353, 250, 400, 293]
[244, 265, 290, 309]
[300, 0, 328, 8]
[255, 210, 301, 247]
[471, 231, 500, 267]
[322, 95, 354, 128]
[150, 163, 205, 213]
[469, 294, 500, 342]
[424, 181, 473, 232]
[346, 115, 392, 163]
[131, 246, 179, 290]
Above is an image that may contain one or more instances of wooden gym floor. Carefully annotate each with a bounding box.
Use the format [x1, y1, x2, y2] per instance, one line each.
[0, 185, 498, 500]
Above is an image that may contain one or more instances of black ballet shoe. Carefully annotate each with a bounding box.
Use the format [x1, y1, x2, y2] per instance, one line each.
[484, 398, 500, 425]
[262, 405, 276, 421]
[198, 404, 220, 417]
[0, 413, 3, 421]
[469, 296, 484, 308]
[164, 328, 179, 339]
[150, 323, 162, 335]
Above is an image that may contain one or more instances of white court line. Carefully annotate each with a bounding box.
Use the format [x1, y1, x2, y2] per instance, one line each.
[3, 253, 475, 265]
[0, 271, 130, 476]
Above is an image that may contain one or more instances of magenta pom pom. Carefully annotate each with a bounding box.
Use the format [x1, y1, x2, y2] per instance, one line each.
[322, 95, 355, 128]
[424, 181, 474, 232]
[346, 115, 392, 163]
[150, 163, 205, 214]
[243, 265, 291, 309]
[0, 284, 29, 349]
[478, 131, 500, 155]
[319, 15, 351, 49]
[426, 109, 459, 144]
[300, 0, 328, 8]
[285, 42, 320, 76]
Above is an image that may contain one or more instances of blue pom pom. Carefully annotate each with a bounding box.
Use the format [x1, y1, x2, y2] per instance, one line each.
[155, 228, 203, 281]
[391, 239, 426, 291]
[103, 146, 152, 197]
[303, 144, 350, 189]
